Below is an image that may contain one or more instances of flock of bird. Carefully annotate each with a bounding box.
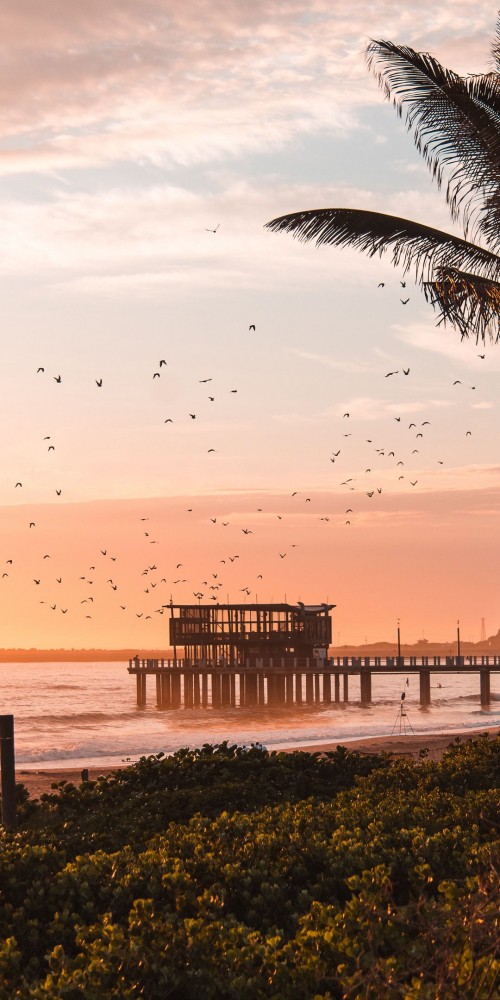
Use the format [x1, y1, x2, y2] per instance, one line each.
[1, 259, 489, 634]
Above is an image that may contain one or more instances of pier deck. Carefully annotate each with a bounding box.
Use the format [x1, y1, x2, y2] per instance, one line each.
[128, 655, 499, 709]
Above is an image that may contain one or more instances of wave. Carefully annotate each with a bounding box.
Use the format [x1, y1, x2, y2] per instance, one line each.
[21, 710, 140, 726]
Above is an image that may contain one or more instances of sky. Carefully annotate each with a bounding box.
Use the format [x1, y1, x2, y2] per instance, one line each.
[1, 0, 499, 648]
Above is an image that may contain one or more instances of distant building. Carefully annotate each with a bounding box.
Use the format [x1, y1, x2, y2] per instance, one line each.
[168, 602, 334, 666]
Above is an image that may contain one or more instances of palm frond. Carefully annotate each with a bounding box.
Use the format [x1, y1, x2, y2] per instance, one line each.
[265, 208, 500, 284]
[492, 12, 500, 72]
[424, 267, 500, 344]
[366, 40, 500, 250]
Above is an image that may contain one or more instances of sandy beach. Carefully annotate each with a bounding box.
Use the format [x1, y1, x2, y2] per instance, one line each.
[15, 729, 497, 800]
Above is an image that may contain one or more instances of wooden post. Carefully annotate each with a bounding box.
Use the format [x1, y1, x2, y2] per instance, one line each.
[285, 673, 294, 705]
[136, 673, 146, 707]
[360, 671, 372, 705]
[156, 674, 162, 707]
[305, 673, 314, 704]
[334, 673, 340, 703]
[239, 673, 246, 706]
[0, 715, 16, 832]
[193, 673, 201, 708]
[230, 673, 236, 707]
[295, 673, 303, 704]
[221, 674, 230, 707]
[314, 673, 320, 703]
[258, 672, 265, 705]
[161, 673, 171, 708]
[323, 673, 331, 704]
[343, 673, 349, 703]
[480, 669, 490, 707]
[201, 672, 208, 707]
[419, 669, 431, 707]
[171, 672, 181, 708]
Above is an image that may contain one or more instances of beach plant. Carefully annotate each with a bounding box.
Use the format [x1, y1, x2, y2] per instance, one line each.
[266, 17, 500, 344]
[0, 735, 498, 997]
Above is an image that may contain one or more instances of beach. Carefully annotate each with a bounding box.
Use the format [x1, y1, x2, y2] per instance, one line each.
[16, 728, 497, 799]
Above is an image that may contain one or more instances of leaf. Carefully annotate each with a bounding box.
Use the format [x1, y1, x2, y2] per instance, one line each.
[265, 207, 500, 284]
[424, 266, 500, 343]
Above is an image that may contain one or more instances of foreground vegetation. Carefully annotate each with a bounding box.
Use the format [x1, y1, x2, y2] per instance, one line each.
[0, 736, 498, 998]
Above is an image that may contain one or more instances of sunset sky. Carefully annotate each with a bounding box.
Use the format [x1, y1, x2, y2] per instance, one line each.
[1, 0, 499, 648]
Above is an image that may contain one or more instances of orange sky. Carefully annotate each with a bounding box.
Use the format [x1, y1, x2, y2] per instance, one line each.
[1, 2, 499, 649]
[1, 486, 499, 648]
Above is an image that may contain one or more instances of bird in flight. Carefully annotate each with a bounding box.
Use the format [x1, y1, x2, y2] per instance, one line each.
[37, 367, 45, 373]
[343, 412, 349, 418]
[205, 224, 220, 233]
[453, 380, 461, 385]
[207, 448, 216, 453]
[54, 375, 62, 383]
[164, 418, 173, 423]
[385, 371, 399, 377]
[402, 368, 410, 375]
[279, 552, 287, 558]
[242, 528, 252, 534]
[249, 324, 256, 331]
[199, 378, 212, 383]
[95, 379, 103, 387]
[478, 354, 485, 359]
[400, 281, 406, 288]
[29, 521, 35, 527]
[56, 489, 62, 495]
[394, 417, 401, 422]
[378, 282, 385, 288]
[410, 480, 418, 486]
[159, 359, 167, 367]
[466, 430, 472, 436]
[400, 298, 410, 305]
[15, 482, 22, 488]
[153, 372, 160, 379]
[189, 413, 196, 419]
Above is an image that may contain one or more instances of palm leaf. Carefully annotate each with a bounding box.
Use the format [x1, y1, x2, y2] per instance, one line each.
[492, 12, 500, 72]
[265, 208, 500, 284]
[424, 267, 500, 343]
[366, 40, 500, 249]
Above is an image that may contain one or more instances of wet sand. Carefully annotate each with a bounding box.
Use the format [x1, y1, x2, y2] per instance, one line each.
[16, 729, 497, 799]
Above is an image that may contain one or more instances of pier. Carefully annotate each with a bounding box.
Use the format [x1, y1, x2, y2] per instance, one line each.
[128, 604, 498, 709]
[128, 654, 499, 709]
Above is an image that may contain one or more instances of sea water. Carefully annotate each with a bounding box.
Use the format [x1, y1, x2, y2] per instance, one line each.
[0, 661, 498, 770]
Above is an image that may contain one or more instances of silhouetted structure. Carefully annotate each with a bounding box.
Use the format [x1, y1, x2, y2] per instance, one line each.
[168, 602, 334, 666]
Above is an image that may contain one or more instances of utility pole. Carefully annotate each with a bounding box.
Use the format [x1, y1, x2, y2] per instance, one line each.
[457, 619, 461, 660]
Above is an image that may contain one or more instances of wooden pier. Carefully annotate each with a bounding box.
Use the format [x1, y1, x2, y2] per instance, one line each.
[128, 654, 499, 709]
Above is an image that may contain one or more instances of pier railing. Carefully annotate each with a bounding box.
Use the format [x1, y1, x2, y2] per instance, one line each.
[128, 655, 498, 709]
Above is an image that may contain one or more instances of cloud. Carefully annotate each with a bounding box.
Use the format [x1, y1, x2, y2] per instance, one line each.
[287, 348, 376, 373]
[394, 322, 500, 370]
[0, 1, 496, 176]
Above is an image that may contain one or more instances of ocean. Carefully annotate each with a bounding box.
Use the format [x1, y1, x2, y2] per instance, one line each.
[1, 660, 498, 771]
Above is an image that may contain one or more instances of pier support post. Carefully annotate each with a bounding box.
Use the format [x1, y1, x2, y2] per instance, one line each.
[171, 672, 181, 709]
[258, 672, 265, 705]
[230, 674, 236, 707]
[295, 674, 302, 704]
[201, 673, 208, 708]
[136, 673, 146, 708]
[314, 673, 320, 703]
[480, 670, 491, 707]
[193, 673, 201, 708]
[239, 673, 246, 706]
[211, 673, 221, 708]
[305, 673, 314, 704]
[221, 674, 230, 707]
[161, 673, 171, 708]
[184, 672, 193, 708]
[360, 671, 372, 705]
[343, 673, 349, 703]
[419, 670, 431, 707]
[334, 674, 340, 703]
[323, 674, 331, 704]
[285, 673, 294, 705]
[0, 715, 16, 831]
[156, 674, 161, 707]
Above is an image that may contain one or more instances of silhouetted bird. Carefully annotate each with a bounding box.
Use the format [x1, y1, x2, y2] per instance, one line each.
[403, 368, 410, 375]
[189, 414, 196, 419]
[37, 367, 44, 373]
[54, 375, 62, 383]
[385, 371, 398, 377]
[95, 379, 103, 387]
[159, 360, 167, 366]
[205, 224, 219, 233]
[400, 298, 410, 305]
[249, 324, 256, 330]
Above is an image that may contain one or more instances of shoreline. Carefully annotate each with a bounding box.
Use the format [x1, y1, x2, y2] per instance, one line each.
[16, 727, 498, 799]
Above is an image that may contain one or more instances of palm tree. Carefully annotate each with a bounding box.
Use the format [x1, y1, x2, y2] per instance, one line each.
[266, 20, 500, 344]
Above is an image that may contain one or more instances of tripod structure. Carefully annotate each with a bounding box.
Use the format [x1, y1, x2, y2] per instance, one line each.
[391, 692, 415, 736]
